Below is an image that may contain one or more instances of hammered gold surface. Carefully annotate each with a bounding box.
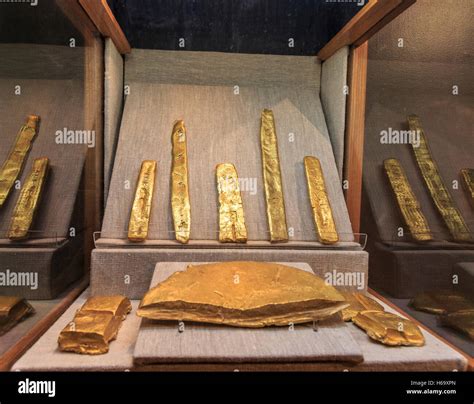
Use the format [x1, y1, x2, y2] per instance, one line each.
[304, 156, 338, 244]
[80, 295, 132, 320]
[340, 292, 384, 322]
[460, 168, 474, 208]
[216, 163, 247, 243]
[384, 158, 433, 241]
[410, 291, 474, 315]
[408, 115, 471, 242]
[138, 261, 348, 327]
[439, 311, 474, 340]
[260, 109, 288, 242]
[128, 160, 156, 242]
[7, 157, 49, 240]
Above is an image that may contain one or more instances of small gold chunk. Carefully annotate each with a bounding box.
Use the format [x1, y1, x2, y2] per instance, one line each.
[260, 109, 288, 242]
[384, 158, 433, 241]
[410, 291, 474, 315]
[128, 160, 157, 242]
[171, 120, 191, 243]
[339, 292, 384, 322]
[0, 115, 40, 207]
[460, 168, 474, 208]
[8, 157, 49, 240]
[0, 296, 35, 336]
[304, 156, 338, 244]
[408, 115, 471, 242]
[352, 310, 425, 346]
[79, 295, 132, 320]
[216, 163, 247, 243]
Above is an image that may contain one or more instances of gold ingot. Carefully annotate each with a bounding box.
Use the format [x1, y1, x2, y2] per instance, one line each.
[0, 115, 40, 207]
[171, 120, 191, 243]
[128, 160, 156, 242]
[0, 296, 35, 336]
[8, 157, 49, 240]
[384, 158, 433, 241]
[58, 295, 131, 355]
[460, 168, 474, 208]
[439, 311, 474, 340]
[339, 292, 384, 322]
[216, 163, 247, 243]
[408, 115, 471, 242]
[304, 156, 338, 244]
[410, 291, 474, 315]
[352, 310, 425, 346]
[138, 261, 349, 328]
[260, 109, 288, 242]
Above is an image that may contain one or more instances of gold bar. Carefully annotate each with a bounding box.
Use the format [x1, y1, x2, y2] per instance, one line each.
[352, 310, 425, 347]
[384, 158, 433, 241]
[439, 311, 474, 340]
[138, 262, 348, 327]
[79, 295, 132, 320]
[128, 160, 156, 242]
[0, 115, 40, 207]
[260, 109, 288, 242]
[216, 163, 247, 243]
[339, 292, 384, 322]
[8, 157, 49, 240]
[408, 115, 472, 242]
[171, 120, 191, 243]
[460, 168, 474, 208]
[0, 296, 35, 336]
[304, 156, 338, 244]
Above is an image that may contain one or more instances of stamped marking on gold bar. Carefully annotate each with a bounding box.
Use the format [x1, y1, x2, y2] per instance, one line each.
[216, 163, 247, 243]
[460, 168, 474, 208]
[304, 156, 338, 244]
[408, 115, 471, 242]
[260, 109, 288, 242]
[8, 157, 49, 240]
[128, 160, 156, 242]
[0, 115, 40, 207]
[384, 158, 433, 242]
[171, 120, 191, 243]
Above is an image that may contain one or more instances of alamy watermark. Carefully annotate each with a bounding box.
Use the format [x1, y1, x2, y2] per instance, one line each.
[55, 128, 96, 148]
[324, 270, 365, 290]
[0, 269, 38, 290]
[219, 176, 258, 196]
[380, 127, 420, 148]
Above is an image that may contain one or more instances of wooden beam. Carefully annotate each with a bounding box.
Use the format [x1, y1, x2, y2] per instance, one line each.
[318, 0, 415, 61]
[343, 41, 368, 234]
[79, 0, 131, 54]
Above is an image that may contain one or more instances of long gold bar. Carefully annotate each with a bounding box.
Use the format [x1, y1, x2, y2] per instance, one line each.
[460, 168, 474, 208]
[171, 120, 191, 243]
[260, 109, 288, 242]
[0, 296, 35, 336]
[0, 115, 40, 207]
[304, 156, 338, 244]
[384, 158, 433, 241]
[128, 160, 156, 242]
[339, 292, 384, 322]
[408, 115, 471, 242]
[216, 163, 247, 243]
[8, 157, 49, 240]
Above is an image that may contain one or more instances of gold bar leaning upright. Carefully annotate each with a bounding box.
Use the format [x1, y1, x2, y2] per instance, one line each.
[408, 115, 471, 242]
[304, 156, 338, 244]
[0, 115, 40, 207]
[128, 160, 156, 242]
[260, 109, 288, 242]
[216, 163, 247, 243]
[8, 157, 49, 240]
[171, 120, 191, 243]
[460, 168, 474, 208]
[384, 158, 433, 241]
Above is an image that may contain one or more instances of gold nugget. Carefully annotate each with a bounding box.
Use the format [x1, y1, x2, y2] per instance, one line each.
[58, 295, 131, 355]
[410, 291, 474, 315]
[384, 158, 433, 241]
[260, 109, 288, 242]
[216, 163, 247, 243]
[0, 115, 40, 207]
[171, 120, 191, 243]
[352, 310, 425, 346]
[339, 292, 384, 322]
[128, 160, 156, 242]
[304, 156, 338, 244]
[8, 157, 49, 240]
[138, 261, 348, 327]
[439, 311, 474, 340]
[408, 115, 471, 242]
[0, 296, 35, 336]
[460, 168, 474, 208]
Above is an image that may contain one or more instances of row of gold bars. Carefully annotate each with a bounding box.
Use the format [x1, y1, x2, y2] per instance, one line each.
[128, 109, 339, 244]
